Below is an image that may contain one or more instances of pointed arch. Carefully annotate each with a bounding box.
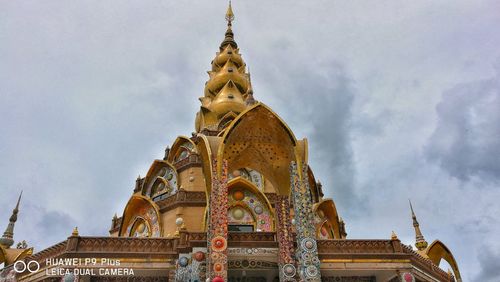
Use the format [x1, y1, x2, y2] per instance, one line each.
[119, 195, 162, 238]
[141, 160, 178, 198]
[217, 103, 302, 195]
[167, 136, 197, 163]
[426, 240, 462, 281]
[227, 177, 275, 231]
[228, 177, 274, 217]
[313, 199, 342, 239]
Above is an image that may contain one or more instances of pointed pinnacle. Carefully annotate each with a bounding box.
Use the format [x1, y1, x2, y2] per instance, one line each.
[226, 1, 235, 24]
[15, 191, 23, 210]
[409, 199, 419, 226]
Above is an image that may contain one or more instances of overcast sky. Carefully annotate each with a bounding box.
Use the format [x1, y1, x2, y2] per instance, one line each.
[1, 1, 499, 281]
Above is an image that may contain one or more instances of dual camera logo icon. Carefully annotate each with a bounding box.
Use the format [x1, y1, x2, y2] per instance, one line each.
[13, 260, 40, 273]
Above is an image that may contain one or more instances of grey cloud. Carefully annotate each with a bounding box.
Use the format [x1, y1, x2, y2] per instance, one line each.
[425, 64, 500, 183]
[251, 49, 358, 216]
[474, 247, 500, 282]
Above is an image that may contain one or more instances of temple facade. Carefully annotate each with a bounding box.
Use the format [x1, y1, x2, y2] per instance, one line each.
[1, 3, 461, 282]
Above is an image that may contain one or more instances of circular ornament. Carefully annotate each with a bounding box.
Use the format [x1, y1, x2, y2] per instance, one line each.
[213, 263, 223, 272]
[402, 273, 415, 282]
[212, 276, 224, 282]
[283, 264, 296, 277]
[194, 251, 205, 262]
[178, 257, 189, 267]
[312, 257, 320, 265]
[301, 238, 317, 252]
[232, 190, 244, 201]
[175, 217, 184, 227]
[232, 207, 244, 220]
[242, 260, 250, 268]
[254, 205, 263, 215]
[301, 252, 311, 261]
[305, 265, 318, 277]
[166, 173, 173, 180]
[211, 236, 227, 252]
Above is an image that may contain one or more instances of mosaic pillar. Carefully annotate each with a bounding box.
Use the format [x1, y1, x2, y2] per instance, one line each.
[290, 161, 322, 281]
[207, 159, 229, 281]
[275, 195, 297, 281]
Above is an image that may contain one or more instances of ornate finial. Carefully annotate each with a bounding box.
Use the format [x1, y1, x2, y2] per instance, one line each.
[409, 199, 428, 251]
[220, 2, 237, 48]
[72, 227, 79, 236]
[0, 191, 23, 248]
[391, 231, 398, 240]
[225, 1, 234, 25]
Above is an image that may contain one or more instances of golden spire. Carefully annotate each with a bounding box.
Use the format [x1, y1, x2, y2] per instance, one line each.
[196, 2, 253, 132]
[221, 1, 237, 48]
[226, 1, 234, 25]
[409, 199, 428, 251]
[0, 191, 22, 248]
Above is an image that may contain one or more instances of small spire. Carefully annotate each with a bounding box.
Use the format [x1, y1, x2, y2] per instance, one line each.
[135, 175, 142, 191]
[72, 226, 79, 236]
[391, 231, 398, 240]
[409, 199, 428, 251]
[0, 191, 23, 248]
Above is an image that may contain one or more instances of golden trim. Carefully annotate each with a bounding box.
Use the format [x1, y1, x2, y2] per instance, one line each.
[321, 259, 411, 263]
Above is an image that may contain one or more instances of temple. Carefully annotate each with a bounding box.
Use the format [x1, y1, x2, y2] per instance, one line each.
[0, 3, 462, 282]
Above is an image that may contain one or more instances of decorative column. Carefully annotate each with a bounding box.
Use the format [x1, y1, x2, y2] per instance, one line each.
[275, 195, 297, 281]
[207, 159, 229, 282]
[290, 161, 322, 281]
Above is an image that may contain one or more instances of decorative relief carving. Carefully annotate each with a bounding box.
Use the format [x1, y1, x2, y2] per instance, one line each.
[276, 195, 296, 281]
[77, 237, 174, 253]
[290, 162, 321, 281]
[207, 159, 229, 281]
